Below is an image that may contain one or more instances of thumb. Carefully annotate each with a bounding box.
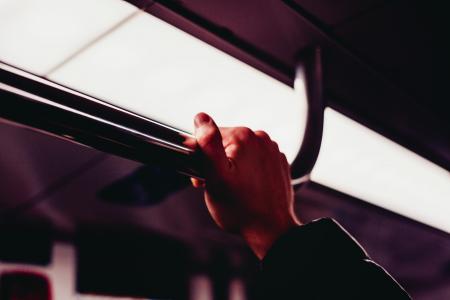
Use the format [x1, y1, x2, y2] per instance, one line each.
[194, 113, 228, 175]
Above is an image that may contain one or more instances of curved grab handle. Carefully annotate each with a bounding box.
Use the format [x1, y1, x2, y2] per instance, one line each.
[290, 47, 324, 184]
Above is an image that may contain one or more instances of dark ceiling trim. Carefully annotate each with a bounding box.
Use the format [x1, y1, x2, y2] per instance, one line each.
[125, 0, 294, 86]
[153, 0, 294, 83]
[280, 0, 416, 102]
[282, 0, 448, 170]
[125, 0, 154, 8]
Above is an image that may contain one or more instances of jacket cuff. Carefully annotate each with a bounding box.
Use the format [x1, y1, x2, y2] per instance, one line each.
[261, 218, 368, 271]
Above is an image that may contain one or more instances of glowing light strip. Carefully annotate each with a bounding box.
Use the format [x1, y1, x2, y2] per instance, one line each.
[311, 108, 450, 233]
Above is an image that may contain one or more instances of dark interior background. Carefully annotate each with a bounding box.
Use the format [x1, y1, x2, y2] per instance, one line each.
[1, 0, 448, 299]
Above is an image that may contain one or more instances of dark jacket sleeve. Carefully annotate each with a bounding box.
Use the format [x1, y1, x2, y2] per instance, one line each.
[256, 218, 411, 299]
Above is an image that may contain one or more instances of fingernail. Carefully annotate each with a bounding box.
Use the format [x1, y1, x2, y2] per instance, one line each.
[195, 113, 211, 128]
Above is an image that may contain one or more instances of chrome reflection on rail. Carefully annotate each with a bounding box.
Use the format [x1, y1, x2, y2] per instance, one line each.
[0, 62, 202, 179]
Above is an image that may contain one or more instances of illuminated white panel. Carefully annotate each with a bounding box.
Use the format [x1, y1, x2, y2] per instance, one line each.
[311, 108, 450, 233]
[0, 0, 137, 75]
[49, 12, 306, 163]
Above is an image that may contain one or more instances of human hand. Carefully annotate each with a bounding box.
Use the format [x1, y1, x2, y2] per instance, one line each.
[191, 112, 301, 259]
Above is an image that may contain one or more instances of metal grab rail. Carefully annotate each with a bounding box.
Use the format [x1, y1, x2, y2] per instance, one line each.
[0, 62, 202, 179]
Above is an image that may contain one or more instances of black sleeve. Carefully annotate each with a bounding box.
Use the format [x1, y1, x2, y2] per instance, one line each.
[255, 218, 411, 299]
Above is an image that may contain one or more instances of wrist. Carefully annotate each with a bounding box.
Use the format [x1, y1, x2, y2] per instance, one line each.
[241, 214, 302, 259]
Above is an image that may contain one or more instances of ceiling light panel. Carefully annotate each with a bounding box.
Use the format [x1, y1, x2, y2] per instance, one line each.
[49, 11, 306, 163]
[311, 108, 450, 233]
[0, 0, 138, 75]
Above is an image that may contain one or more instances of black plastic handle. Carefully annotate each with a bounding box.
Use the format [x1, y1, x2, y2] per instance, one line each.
[290, 47, 324, 184]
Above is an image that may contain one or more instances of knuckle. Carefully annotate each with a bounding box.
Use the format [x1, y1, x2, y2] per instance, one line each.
[225, 143, 241, 156]
[255, 130, 271, 141]
[236, 127, 254, 141]
[271, 141, 280, 151]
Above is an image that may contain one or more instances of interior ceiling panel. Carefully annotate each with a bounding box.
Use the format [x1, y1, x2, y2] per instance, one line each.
[0, 122, 100, 214]
[292, 0, 387, 25]
[20, 153, 247, 258]
[22, 155, 142, 233]
[334, 0, 434, 111]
